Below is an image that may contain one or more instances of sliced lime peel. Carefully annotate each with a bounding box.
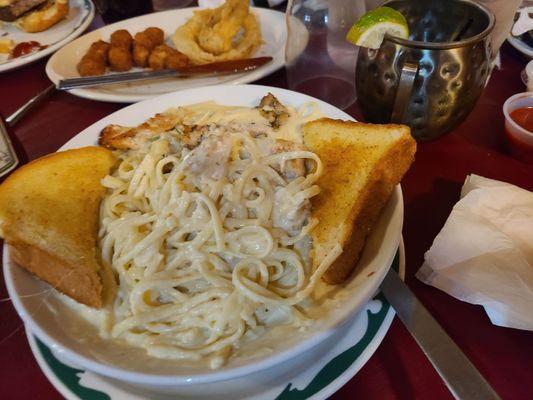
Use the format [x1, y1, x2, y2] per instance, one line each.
[346, 6, 409, 49]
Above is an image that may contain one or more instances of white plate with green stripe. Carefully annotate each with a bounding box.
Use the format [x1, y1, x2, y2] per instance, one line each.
[26, 242, 405, 400]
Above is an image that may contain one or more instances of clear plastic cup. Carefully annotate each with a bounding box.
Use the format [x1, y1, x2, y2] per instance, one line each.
[503, 92, 533, 164]
[285, 0, 365, 110]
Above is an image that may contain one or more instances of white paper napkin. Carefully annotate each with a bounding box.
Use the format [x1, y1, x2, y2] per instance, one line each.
[416, 174, 533, 331]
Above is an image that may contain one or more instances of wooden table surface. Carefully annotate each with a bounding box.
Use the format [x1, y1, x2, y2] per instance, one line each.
[0, 13, 532, 400]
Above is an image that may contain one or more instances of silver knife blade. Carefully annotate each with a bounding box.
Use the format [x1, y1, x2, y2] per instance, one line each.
[57, 56, 273, 90]
[380, 268, 501, 400]
[6, 83, 56, 127]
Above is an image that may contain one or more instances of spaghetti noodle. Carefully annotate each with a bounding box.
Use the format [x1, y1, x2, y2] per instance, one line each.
[97, 102, 341, 368]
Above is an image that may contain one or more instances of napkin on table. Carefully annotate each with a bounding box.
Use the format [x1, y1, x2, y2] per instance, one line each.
[416, 174, 533, 331]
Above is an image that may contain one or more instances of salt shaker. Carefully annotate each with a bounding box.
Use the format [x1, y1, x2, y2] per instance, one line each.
[285, 0, 365, 109]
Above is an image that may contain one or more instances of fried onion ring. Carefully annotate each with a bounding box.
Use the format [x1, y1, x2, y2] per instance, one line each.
[172, 9, 261, 65]
[197, 0, 249, 55]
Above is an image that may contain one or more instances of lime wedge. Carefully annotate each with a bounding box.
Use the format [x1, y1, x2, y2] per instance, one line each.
[346, 7, 409, 49]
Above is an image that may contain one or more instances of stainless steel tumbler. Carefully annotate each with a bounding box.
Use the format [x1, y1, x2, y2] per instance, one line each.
[356, 0, 495, 141]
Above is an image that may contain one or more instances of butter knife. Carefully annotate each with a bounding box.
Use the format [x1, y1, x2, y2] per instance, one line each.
[6, 57, 273, 127]
[380, 269, 501, 400]
[57, 56, 273, 90]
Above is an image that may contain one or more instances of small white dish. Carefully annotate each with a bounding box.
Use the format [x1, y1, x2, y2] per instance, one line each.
[502, 91, 533, 163]
[0, 0, 95, 73]
[45, 7, 286, 103]
[3, 84, 404, 395]
[25, 242, 405, 400]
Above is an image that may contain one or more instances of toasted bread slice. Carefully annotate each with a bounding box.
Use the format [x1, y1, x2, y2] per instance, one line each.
[303, 118, 416, 284]
[0, 147, 116, 307]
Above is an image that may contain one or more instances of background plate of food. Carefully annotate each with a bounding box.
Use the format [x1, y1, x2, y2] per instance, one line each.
[2, 84, 414, 395]
[45, 3, 287, 103]
[0, 0, 95, 72]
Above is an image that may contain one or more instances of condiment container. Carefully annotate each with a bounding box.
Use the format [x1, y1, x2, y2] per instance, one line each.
[503, 92, 533, 164]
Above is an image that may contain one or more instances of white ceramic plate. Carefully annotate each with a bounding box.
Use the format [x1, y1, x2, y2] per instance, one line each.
[0, 0, 94, 73]
[46, 7, 286, 103]
[507, 34, 533, 58]
[25, 243, 405, 400]
[3, 85, 403, 392]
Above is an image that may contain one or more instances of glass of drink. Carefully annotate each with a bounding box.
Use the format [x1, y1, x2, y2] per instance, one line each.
[285, 0, 365, 110]
[93, 0, 153, 23]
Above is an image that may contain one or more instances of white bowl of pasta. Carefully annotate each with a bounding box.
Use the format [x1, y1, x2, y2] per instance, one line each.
[3, 84, 404, 395]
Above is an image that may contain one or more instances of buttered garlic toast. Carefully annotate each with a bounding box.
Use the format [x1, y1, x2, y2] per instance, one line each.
[0, 147, 116, 307]
[303, 118, 416, 284]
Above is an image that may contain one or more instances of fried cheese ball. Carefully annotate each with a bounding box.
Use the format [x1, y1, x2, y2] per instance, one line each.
[166, 51, 189, 70]
[148, 44, 175, 70]
[110, 29, 133, 49]
[134, 31, 156, 50]
[78, 55, 106, 76]
[133, 27, 166, 67]
[109, 45, 133, 71]
[77, 40, 110, 77]
[133, 44, 150, 67]
[144, 27, 164, 47]
[88, 40, 110, 62]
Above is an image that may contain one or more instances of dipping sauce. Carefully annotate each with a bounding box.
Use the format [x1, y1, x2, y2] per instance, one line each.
[505, 107, 533, 164]
[509, 107, 533, 132]
[12, 41, 47, 58]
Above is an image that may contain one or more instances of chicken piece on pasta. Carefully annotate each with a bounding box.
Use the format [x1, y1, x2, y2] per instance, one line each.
[258, 93, 290, 130]
[99, 109, 186, 150]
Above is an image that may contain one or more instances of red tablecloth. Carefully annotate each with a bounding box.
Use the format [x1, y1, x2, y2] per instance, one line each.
[0, 18, 532, 399]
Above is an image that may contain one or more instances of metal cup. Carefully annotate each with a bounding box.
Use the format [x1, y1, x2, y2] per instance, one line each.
[356, 0, 495, 141]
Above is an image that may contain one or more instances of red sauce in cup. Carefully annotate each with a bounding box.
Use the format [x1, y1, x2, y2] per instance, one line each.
[505, 107, 533, 164]
[510, 107, 533, 131]
[12, 41, 47, 58]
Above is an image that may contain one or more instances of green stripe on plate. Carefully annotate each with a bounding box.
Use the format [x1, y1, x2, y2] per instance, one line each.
[36, 340, 110, 400]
